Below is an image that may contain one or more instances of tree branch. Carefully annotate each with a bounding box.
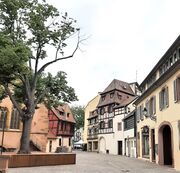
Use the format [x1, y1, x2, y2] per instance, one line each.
[37, 31, 80, 75]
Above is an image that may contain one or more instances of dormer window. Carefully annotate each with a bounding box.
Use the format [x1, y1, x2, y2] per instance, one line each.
[67, 113, 70, 117]
[102, 95, 106, 101]
[100, 107, 105, 115]
[59, 111, 64, 116]
[110, 92, 114, 98]
[173, 51, 177, 62]
[118, 93, 122, 100]
[122, 85, 127, 89]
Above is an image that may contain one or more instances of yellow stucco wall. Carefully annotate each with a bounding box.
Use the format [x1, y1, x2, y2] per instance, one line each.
[0, 98, 49, 152]
[84, 95, 100, 144]
[137, 69, 180, 170]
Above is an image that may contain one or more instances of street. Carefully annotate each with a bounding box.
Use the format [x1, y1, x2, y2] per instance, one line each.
[9, 151, 180, 173]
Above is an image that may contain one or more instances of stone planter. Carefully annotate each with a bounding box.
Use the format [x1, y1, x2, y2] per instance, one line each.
[0, 155, 10, 173]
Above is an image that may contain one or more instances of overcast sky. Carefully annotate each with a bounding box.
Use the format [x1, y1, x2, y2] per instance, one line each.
[46, 0, 180, 106]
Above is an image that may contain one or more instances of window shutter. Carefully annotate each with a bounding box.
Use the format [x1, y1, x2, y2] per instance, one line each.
[166, 87, 169, 107]
[136, 107, 140, 122]
[153, 96, 156, 115]
[177, 78, 180, 101]
[147, 100, 150, 117]
[174, 79, 177, 102]
[159, 91, 162, 111]
[140, 104, 144, 120]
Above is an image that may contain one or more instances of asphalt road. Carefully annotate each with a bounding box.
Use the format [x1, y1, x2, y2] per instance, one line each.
[8, 151, 180, 173]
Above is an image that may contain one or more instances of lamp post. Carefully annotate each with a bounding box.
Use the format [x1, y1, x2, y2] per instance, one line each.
[1, 109, 7, 155]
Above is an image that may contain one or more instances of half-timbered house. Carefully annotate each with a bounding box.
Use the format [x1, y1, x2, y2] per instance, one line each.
[97, 79, 138, 155]
[47, 104, 75, 152]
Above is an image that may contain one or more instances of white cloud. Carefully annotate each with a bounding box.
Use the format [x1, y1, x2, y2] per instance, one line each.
[45, 0, 180, 106]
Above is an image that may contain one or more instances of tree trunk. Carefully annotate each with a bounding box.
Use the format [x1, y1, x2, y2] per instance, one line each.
[18, 117, 33, 154]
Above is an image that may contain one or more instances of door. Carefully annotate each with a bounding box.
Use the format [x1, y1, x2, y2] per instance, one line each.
[151, 129, 155, 162]
[163, 125, 172, 165]
[118, 141, 122, 155]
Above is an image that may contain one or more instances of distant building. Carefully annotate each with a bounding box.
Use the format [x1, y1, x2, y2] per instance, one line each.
[0, 97, 48, 152]
[84, 95, 100, 152]
[73, 127, 84, 143]
[97, 79, 138, 155]
[47, 104, 75, 152]
[135, 36, 180, 170]
[87, 109, 99, 152]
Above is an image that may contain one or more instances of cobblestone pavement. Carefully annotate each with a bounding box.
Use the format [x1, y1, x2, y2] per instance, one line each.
[8, 151, 180, 173]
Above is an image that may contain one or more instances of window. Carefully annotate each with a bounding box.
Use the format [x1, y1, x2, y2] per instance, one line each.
[118, 94, 122, 100]
[159, 86, 169, 110]
[173, 51, 177, 62]
[10, 108, 20, 129]
[142, 126, 149, 158]
[139, 104, 144, 120]
[67, 113, 70, 117]
[102, 95, 106, 101]
[136, 107, 140, 122]
[59, 138, 62, 146]
[117, 122, 122, 131]
[100, 107, 105, 115]
[59, 111, 65, 116]
[100, 121, 105, 129]
[0, 109, 7, 129]
[149, 96, 156, 116]
[108, 119, 113, 128]
[108, 104, 114, 113]
[110, 92, 114, 98]
[69, 138, 71, 146]
[174, 77, 180, 102]
[124, 116, 134, 131]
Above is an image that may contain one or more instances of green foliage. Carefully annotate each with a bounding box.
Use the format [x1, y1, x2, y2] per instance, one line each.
[71, 105, 85, 129]
[0, 0, 79, 106]
[36, 71, 78, 108]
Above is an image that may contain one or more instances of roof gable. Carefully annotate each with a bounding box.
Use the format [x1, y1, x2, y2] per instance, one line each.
[102, 79, 134, 95]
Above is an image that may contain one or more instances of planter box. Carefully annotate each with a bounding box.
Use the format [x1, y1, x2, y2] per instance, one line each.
[0, 155, 10, 173]
[8, 153, 76, 168]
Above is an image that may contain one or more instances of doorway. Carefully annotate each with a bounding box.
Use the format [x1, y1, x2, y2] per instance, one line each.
[151, 129, 155, 162]
[163, 125, 172, 165]
[158, 123, 173, 166]
[118, 141, 122, 155]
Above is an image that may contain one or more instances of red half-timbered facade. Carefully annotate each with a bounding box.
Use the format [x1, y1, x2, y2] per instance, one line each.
[47, 104, 76, 152]
[48, 104, 75, 137]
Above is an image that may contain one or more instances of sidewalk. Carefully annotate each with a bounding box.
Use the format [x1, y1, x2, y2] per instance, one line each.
[8, 151, 180, 173]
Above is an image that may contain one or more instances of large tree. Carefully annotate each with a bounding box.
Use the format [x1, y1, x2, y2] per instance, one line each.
[71, 105, 85, 130]
[0, 0, 80, 153]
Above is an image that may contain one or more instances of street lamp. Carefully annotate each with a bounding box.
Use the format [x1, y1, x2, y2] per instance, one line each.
[0, 108, 7, 155]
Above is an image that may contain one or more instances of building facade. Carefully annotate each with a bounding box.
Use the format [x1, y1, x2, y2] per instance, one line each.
[87, 109, 99, 152]
[84, 95, 100, 151]
[47, 104, 75, 153]
[135, 36, 180, 170]
[0, 97, 49, 152]
[97, 79, 138, 155]
[123, 110, 136, 157]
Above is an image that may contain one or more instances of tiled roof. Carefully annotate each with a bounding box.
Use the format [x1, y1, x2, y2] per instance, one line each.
[51, 104, 76, 123]
[97, 79, 136, 107]
[102, 79, 135, 95]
